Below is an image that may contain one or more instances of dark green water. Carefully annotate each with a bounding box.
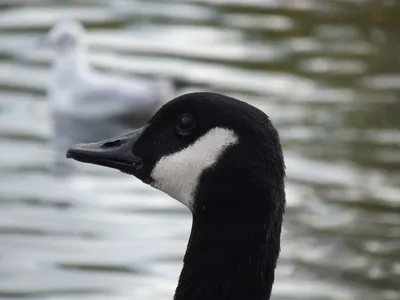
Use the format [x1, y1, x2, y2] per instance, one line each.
[0, 0, 399, 299]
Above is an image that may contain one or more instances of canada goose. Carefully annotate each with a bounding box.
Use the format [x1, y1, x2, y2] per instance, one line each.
[66, 92, 286, 300]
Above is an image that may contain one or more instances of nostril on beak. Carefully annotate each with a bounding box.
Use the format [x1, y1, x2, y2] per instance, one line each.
[101, 139, 123, 149]
[131, 155, 143, 166]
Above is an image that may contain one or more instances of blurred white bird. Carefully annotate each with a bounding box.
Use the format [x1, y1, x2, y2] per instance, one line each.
[40, 19, 188, 174]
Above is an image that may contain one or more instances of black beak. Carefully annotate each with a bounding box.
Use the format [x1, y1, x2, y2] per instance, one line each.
[66, 125, 146, 174]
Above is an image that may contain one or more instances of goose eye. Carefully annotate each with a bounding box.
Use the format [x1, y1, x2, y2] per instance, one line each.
[176, 114, 195, 136]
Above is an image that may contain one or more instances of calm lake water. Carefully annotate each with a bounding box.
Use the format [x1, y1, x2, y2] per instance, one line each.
[0, 0, 400, 299]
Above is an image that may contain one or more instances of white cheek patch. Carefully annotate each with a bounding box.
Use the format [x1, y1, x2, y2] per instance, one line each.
[150, 127, 239, 209]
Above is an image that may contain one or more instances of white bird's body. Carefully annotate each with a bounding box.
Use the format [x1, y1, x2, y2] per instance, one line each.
[48, 45, 173, 119]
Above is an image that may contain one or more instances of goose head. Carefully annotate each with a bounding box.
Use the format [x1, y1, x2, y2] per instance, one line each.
[66, 92, 286, 300]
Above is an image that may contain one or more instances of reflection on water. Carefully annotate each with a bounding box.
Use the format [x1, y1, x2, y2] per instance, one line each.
[0, 0, 399, 299]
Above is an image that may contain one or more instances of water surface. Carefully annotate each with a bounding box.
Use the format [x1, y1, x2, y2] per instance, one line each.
[0, 1, 399, 299]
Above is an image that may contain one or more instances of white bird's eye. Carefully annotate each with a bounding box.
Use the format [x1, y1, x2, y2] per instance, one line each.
[176, 114, 195, 136]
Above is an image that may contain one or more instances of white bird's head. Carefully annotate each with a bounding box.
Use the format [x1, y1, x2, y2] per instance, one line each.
[42, 19, 86, 51]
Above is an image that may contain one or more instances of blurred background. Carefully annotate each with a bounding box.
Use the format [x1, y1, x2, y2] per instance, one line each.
[0, 0, 400, 299]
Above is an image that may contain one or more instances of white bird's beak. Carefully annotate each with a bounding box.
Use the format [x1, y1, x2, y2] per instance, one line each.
[33, 36, 48, 50]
